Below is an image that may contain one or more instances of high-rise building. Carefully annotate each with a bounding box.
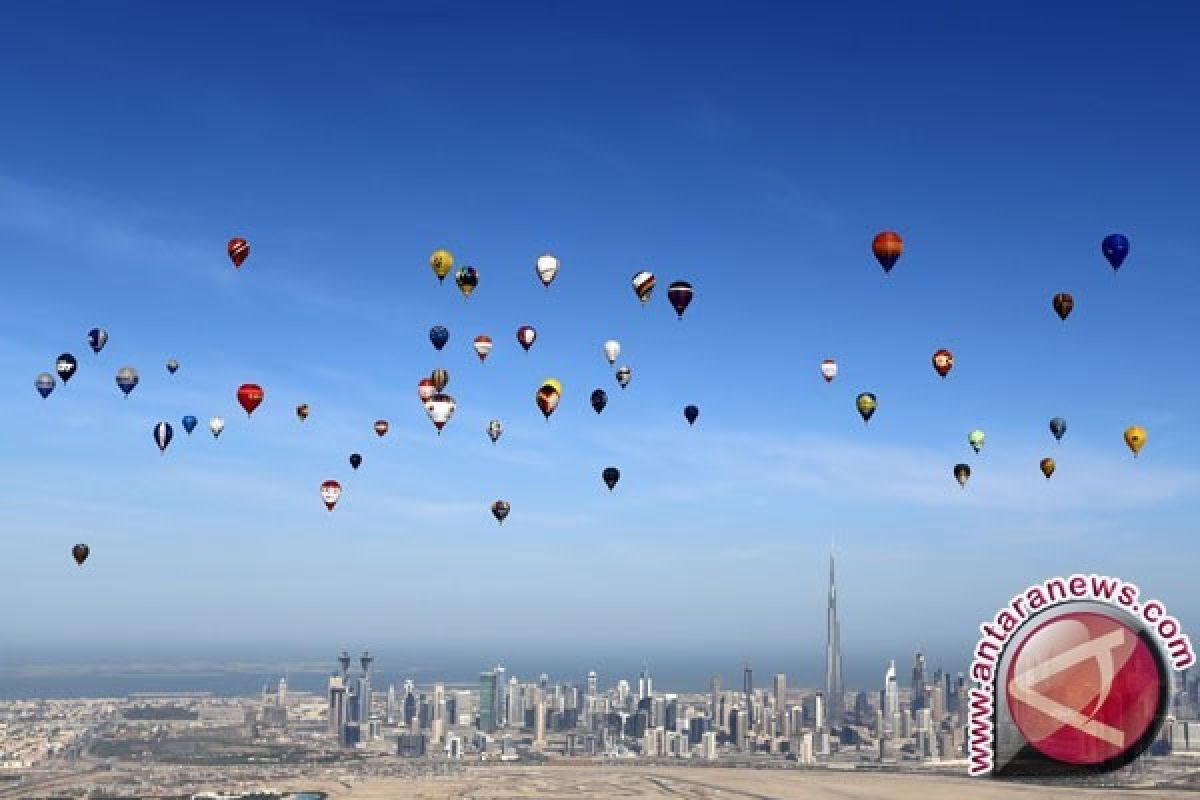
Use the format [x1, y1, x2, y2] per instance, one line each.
[587, 670, 598, 697]
[638, 663, 653, 701]
[883, 660, 899, 723]
[773, 673, 787, 729]
[743, 664, 754, 732]
[534, 699, 547, 745]
[358, 651, 373, 724]
[825, 553, 843, 730]
[709, 676, 721, 726]
[479, 671, 497, 733]
[328, 675, 347, 737]
[911, 652, 927, 711]
[386, 684, 396, 725]
[494, 665, 508, 727]
[432, 683, 446, 743]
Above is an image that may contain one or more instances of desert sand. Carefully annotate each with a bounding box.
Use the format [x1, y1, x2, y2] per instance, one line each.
[298, 766, 1197, 799]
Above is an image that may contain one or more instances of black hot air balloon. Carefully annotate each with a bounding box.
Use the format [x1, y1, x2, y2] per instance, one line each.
[667, 281, 694, 319]
[684, 405, 699, 426]
[491, 500, 510, 525]
[429, 325, 449, 351]
[591, 389, 608, 414]
[602, 466, 620, 491]
[56, 354, 78, 384]
[1049, 417, 1067, 442]
[953, 463, 971, 488]
[1052, 293, 1074, 321]
[350, 453, 362, 470]
[72, 544, 89, 566]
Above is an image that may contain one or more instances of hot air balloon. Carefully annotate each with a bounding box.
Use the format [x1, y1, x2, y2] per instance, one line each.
[166, 359, 179, 375]
[87, 327, 108, 354]
[1124, 425, 1147, 457]
[856, 393, 877, 424]
[954, 463, 971, 488]
[374, 420, 389, 437]
[455, 266, 478, 299]
[820, 359, 838, 383]
[209, 416, 225, 438]
[72, 544, 89, 566]
[535, 252, 560, 288]
[473, 335, 493, 362]
[228, 237, 250, 268]
[1102, 234, 1129, 272]
[182, 415, 198, 435]
[684, 405, 699, 426]
[431, 368, 449, 392]
[968, 430, 985, 454]
[603, 340, 621, 366]
[591, 389, 607, 414]
[602, 466, 620, 491]
[237, 384, 264, 416]
[35, 373, 56, 398]
[350, 453, 362, 470]
[296, 404, 310, 421]
[632, 271, 655, 304]
[425, 393, 456, 434]
[486, 419, 504, 444]
[116, 367, 139, 397]
[430, 249, 454, 282]
[932, 349, 954, 378]
[430, 325, 450, 351]
[516, 325, 537, 352]
[615, 366, 632, 389]
[153, 421, 174, 454]
[1040, 458, 1056, 480]
[872, 231, 903, 274]
[492, 500, 511, 524]
[1052, 293, 1074, 321]
[56, 354, 77, 384]
[1049, 417, 1067, 442]
[320, 480, 342, 511]
[537, 380, 562, 420]
[417, 378, 436, 403]
[667, 281, 694, 319]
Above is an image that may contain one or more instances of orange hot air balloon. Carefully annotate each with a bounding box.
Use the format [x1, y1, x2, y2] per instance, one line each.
[932, 349, 954, 378]
[228, 237, 250, 268]
[237, 383, 264, 415]
[872, 231, 903, 274]
[374, 419, 389, 437]
[1124, 425, 1147, 457]
[1039, 458, 1056, 480]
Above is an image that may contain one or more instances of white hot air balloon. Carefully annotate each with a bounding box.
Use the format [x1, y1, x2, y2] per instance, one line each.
[425, 393, 457, 434]
[209, 416, 225, 438]
[820, 359, 838, 383]
[487, 419, 504, 444]
[603, 339, 621, 366]
[535, 252, 560, 288]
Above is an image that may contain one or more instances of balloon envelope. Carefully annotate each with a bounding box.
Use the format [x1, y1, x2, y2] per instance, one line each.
[87, 328, 108, 354]
[425, 393, 456, 432]
[209, 417, 225, 438]
[632, 271, 655, 303]
[228, 237, 249, 268]
[591, 389, 607, 413]
[1052, 293, 1074, 321]
[1040, 458, 1056, 479]
[535, 253, 560, 287]
[487, 419, 503, 443]
[429, 325, 450, 351]
[932, 349, 954, 378]
[430, 249, 454, 281]
[35, 372, 56, 398]
[667, 281, 694, 319]
[116, 367, 139, 396]
[820, 359, 838, 383]
[954, 463, 971, 488]
[320, 480, 342, 511]
[968, 430, 985, 454]
[684, 405, 699, 425]
[872, 231, 903, 273]
[237, 384, 264, 415]
[182, 415, 198, 435]
[350, 453, 362, 470]
[603, 340, 621, 366]
[856, 392, 877, 423]
[153, 421, 174, 453]
[517, 325, 537, 351]
[1102, 234, 1129, 271]
[431, 369, 449, 392]
[602, 466, 620, 490]
[1124, 425, 1147, 457]
[374, 420, 389, 437]
[474, 335, 493, 362]
[72, 544, 89, 566]
[615, 366, 632, 389]
[492, 500, 511, 524]
[455, 266, 479, 298]
[417, 379, 436, 403]
[56, 354, 78, 384]
[296, 404, 310, 421]
[536, 384, 561, 419]
[166, 359, 179, 374]
[1049, 417, 1067, 441]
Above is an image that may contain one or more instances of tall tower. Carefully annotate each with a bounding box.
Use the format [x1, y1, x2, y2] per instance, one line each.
[825, 552, 843, 730]
[338, 650, 352, 678]
[743, 664, 754, 734]
[358, 651, 373, 723]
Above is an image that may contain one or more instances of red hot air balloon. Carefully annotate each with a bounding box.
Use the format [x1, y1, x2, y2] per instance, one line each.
[320, 480, 342, 511]
[667, 281, 693, 320]
[872, 231, 903, 274]
[228, 237, 250, 268]
[931, 349, 954, 378]
[237, 383, 264, 415]
[516, 325, 537, 352]
[374, 420, 389, 437]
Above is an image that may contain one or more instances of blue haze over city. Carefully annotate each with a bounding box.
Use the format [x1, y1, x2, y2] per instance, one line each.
[1, 0, 1198, 698]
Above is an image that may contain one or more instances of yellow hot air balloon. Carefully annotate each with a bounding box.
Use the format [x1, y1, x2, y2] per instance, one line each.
[1039, 457, 1056, 480]
[430, 249, 454, 282]
[1124, 425, 1147, 457]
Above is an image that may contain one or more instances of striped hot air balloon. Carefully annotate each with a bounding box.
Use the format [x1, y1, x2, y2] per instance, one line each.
[228, 237, 250, 268]
[872, 231, 903, 274]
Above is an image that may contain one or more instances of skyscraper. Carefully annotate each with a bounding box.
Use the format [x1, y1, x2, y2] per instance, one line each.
[357, 651, 373, 724]
[328, 674, 347, 737]
[825, 553, 843, 729]
[494, 665, 507, 727]
[638, 662, 653, 701]
[479, 670, 497, 733]
[709, 676, 721, 727]
[743, 664, 754, 733]
[911, 652, 927, 711]
[883, 660, 899, 722]
[773, 673, 787, 735]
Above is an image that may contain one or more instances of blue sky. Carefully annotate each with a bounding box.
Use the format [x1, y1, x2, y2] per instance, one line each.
[2, 0, 1199, 690]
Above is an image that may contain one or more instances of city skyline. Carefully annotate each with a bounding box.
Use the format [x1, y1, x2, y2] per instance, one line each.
[3, 0, 1199, 666]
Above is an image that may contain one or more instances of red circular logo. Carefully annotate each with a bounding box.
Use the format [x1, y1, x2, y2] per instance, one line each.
[1006, 611, 1163, 766]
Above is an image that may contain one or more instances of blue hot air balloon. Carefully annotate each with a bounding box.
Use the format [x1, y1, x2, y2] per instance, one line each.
[182, 415, 198, 435]
[429, 325, 450, 351]
[87, 328, 108, 354]
[153, 421, 174, 454]
[35, 372, 56, 398]
[1102, 234, 1129, 271]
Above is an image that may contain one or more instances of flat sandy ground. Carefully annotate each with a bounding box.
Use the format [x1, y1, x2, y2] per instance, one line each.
[301, 766, 1198, 799]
